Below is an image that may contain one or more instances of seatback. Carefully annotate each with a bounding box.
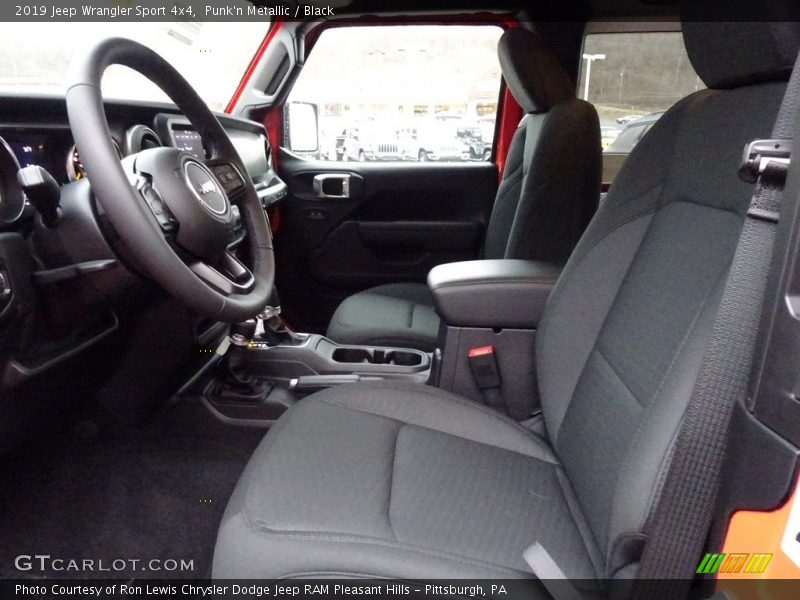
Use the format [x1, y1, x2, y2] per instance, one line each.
[535, 22, 800, 577]
[483, 29, 602, 263]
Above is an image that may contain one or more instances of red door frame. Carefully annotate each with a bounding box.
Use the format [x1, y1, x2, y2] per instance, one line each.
[226, 20, 284, 115]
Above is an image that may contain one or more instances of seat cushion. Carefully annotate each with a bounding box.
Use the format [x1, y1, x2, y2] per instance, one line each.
[326, 283, 440, 351]
[213, 382, 601, 580]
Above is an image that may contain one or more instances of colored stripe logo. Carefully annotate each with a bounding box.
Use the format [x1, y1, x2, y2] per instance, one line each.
[696, 552, 773, 574]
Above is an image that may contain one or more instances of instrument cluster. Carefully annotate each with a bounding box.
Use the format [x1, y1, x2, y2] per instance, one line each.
[0, 124, 155, 226]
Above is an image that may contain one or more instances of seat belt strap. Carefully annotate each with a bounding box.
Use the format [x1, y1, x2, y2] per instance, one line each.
[632, 52, 800, 599]
[523, 542, 584, 600]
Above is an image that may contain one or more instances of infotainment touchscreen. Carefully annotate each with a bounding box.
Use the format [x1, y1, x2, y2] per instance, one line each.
[173, 129, 205, 160]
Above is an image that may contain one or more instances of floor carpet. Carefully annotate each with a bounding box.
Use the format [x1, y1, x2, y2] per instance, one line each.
[0, 399, 264, 579]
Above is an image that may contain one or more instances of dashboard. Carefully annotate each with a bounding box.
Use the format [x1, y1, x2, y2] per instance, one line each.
[0, 94, 284, 228]
[0, 93, 289, 396]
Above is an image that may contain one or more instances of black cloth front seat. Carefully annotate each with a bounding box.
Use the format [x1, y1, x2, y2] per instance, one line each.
[213, 22, 800, 583]
[326, 29, 602, 351]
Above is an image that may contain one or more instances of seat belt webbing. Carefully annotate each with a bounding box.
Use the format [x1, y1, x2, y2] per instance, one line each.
[523, 542, 584, 600]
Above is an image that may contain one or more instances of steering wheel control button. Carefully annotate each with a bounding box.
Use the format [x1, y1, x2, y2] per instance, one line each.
[212, 164, 244, 195]
[228, 205, 245, 245]
[143, 188, 163, 213]
[141, 185, 176, 232]
[184, 160, 228, 216]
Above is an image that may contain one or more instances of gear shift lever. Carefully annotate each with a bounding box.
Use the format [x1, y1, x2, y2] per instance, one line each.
[211, 319, 271, 403]
[259, 306, 282, 321]
[256, 306, 306, 346]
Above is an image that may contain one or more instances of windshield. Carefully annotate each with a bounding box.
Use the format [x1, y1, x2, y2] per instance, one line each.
[0, 21, 268, 112]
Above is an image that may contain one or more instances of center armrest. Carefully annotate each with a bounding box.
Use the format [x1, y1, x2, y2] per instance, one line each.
[427, 259, 562, 329]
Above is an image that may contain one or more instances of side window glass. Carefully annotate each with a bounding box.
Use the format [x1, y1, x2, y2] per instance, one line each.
[605, 123, 647, 153]
[579, 30, 704, 183]
[286, 25, 503, 163]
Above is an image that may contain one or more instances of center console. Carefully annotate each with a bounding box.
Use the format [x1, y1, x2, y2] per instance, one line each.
[247, 334, 432, 387]
[202, 306, 435, 426]
[202, 259, 561, 427]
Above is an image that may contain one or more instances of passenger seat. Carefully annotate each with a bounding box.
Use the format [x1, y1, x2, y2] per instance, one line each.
[214, 20, 800, 583]
[326, 28, 602, 351]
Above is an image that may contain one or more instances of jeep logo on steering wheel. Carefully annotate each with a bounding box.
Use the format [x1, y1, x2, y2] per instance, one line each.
[184, 160, 227, 215]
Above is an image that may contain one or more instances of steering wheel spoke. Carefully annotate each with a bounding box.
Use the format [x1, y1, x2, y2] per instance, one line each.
[189, 250, 255, 296]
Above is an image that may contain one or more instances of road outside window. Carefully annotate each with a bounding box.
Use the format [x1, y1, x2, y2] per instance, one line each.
[286, 25, 503, 163]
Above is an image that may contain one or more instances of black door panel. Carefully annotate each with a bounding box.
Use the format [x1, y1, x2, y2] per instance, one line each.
[310, 220, 483, 286]
[275, 150, 497, 331]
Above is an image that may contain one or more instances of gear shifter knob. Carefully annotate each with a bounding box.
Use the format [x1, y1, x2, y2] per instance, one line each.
[258, 305, 281, 321]
[256, 305, 306, 346]
[17, 165, 61, 228]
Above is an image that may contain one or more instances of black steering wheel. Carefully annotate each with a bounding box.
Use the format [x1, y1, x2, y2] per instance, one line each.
[65, 38, 274, 322]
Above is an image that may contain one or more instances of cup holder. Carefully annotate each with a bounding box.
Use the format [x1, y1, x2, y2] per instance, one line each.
[384, 350, 423, 366]
[332, 348, 372, 363]
[332, 347, 423, 367]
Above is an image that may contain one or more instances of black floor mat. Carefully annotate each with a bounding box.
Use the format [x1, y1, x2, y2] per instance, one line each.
[0, 399, 264, 579]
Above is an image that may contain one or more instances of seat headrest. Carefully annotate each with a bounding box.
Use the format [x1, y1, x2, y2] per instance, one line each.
[498, 29, 575, 114]
[683, 22, 800, 89]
